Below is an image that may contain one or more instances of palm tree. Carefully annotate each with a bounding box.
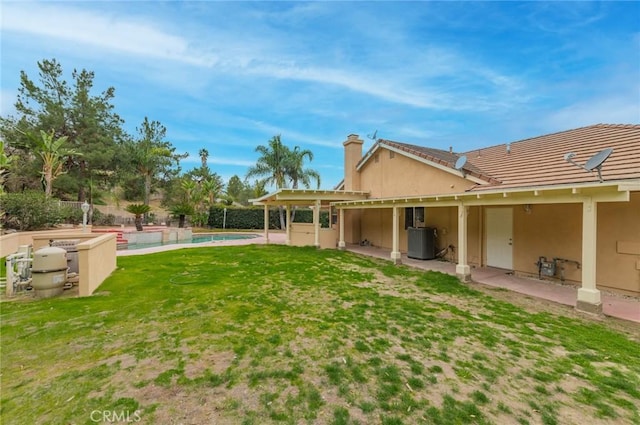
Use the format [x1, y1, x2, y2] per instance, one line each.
[201, 176, 223, 207]
[170, 203, 194, 228]
[287, 146, 320, 189]
[285, 146, 321, 223]
[199, 148, 209, 169]
[27, 130, 80, 197]
[246, 135, 291, 229]
[125, 203, 151, 231]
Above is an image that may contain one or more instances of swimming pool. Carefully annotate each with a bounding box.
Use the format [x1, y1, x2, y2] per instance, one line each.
[118, 233, 259, 250]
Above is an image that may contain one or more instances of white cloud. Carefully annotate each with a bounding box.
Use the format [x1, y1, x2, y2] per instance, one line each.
[1, 3, 216, 67]
[1, 3, 526, 112]
[546, 95, 640, 129]
[182, 155, 254, 167]
[246, 119, 343, 149]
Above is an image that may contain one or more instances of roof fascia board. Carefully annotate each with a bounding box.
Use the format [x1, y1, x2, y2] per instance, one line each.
[333, 191, 628, 209]
[252, 189, 369, 205]
[332, 180, 633, 209]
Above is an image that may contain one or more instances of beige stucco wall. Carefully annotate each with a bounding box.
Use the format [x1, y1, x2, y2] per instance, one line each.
[290, 223, 338, 249]
[77, 233, 117, 296]
[0, 228, 91, 258]
[507, 197, 639, 296]
[359, 147, 475, 198]
[511, 203, 582, 283]
[597, 192, 640, 295]
[343, 210, 362, 244]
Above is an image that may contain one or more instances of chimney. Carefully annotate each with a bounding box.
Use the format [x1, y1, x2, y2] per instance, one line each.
[343, 134, 364, 191]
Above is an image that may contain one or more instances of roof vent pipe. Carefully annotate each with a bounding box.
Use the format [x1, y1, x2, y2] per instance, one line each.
[506, 143, 511, 154]
[449, 146, 453, 154]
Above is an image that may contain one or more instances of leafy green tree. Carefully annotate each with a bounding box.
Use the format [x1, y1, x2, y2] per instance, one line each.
[125, 117, 187, 207]
[226, 175, 245, 201]
[125, 203, 151, 231]
[250, 180, 268, 199]
[0, 58, 125, 201]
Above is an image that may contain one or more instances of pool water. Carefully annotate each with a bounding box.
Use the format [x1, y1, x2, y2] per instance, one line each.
[118, 233, 258, 250]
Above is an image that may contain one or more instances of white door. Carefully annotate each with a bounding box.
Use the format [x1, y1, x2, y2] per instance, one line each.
[486, 208, 513, 270]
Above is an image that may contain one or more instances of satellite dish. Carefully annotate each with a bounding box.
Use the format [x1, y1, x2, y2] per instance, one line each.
[455, 155, 467, 177]
[454, 155, 467, 170]
[367, 130, 378, 141]
[584, 148, 613, 171]
[585, 148, 613, 183]
[563, 147, 613, 183]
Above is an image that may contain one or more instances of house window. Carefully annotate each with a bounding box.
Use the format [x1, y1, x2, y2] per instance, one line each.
[390, 151, 395, 159]
[374, 154, 379, 163]
[405, 207, 425, 229]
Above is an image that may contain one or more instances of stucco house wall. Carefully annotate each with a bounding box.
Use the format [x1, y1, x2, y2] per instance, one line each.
[597, 192, 640, 295]
[511, 203, 583, 283]
[359, 147, 474, 198]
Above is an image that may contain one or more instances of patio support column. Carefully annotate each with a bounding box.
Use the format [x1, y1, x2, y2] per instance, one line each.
[285, 204, 291, 245]
[391, 206, 402, 265]
[338, 208, 346, 250]
[313, 199, 321, 248]
[263, 205, 270, 244]
[456, 203, 471, 282]
[577, 197, 602, 314]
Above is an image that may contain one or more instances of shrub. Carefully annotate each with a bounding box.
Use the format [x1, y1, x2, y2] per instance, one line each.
[0, 191, 65, 230]
[207, 206, 329, 230]
[92, 209, 116, 226]
[59, 204, 83, 225]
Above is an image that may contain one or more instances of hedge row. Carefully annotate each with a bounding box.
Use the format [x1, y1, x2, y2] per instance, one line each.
[207, 206, 329, 230]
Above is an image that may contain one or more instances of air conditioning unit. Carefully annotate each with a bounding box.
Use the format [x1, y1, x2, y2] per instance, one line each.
[407, 227, 435, 260]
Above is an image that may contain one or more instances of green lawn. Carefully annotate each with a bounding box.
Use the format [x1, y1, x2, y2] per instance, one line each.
[1, 245, 639, 424]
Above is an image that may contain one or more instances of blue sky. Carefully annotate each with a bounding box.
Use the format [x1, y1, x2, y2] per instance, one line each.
[1, 1, 639, 189]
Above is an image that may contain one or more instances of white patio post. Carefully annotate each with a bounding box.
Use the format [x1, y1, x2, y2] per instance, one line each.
[577, 197, 602, 314]
[285, 204, 292, 245]
[263, 205, 270, 244]
[338, 208, 346, 250]
[391, 206, 402, 265]
[456, 203, 471, 282]
[313, 199, 321, 248]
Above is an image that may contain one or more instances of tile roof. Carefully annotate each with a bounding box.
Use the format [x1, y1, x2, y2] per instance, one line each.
[366, 140, 500, 184]
[462, 124, 640, 191]
[377, 124, 640, 191]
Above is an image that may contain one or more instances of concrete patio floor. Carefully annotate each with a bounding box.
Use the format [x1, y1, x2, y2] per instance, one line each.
[346, 243, 640, 324]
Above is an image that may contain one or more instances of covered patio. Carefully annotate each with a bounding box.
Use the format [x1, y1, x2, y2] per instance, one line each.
[346, 242, 640, 324]
[251, 188, 368, 248]
[332, 181, 640, 316]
